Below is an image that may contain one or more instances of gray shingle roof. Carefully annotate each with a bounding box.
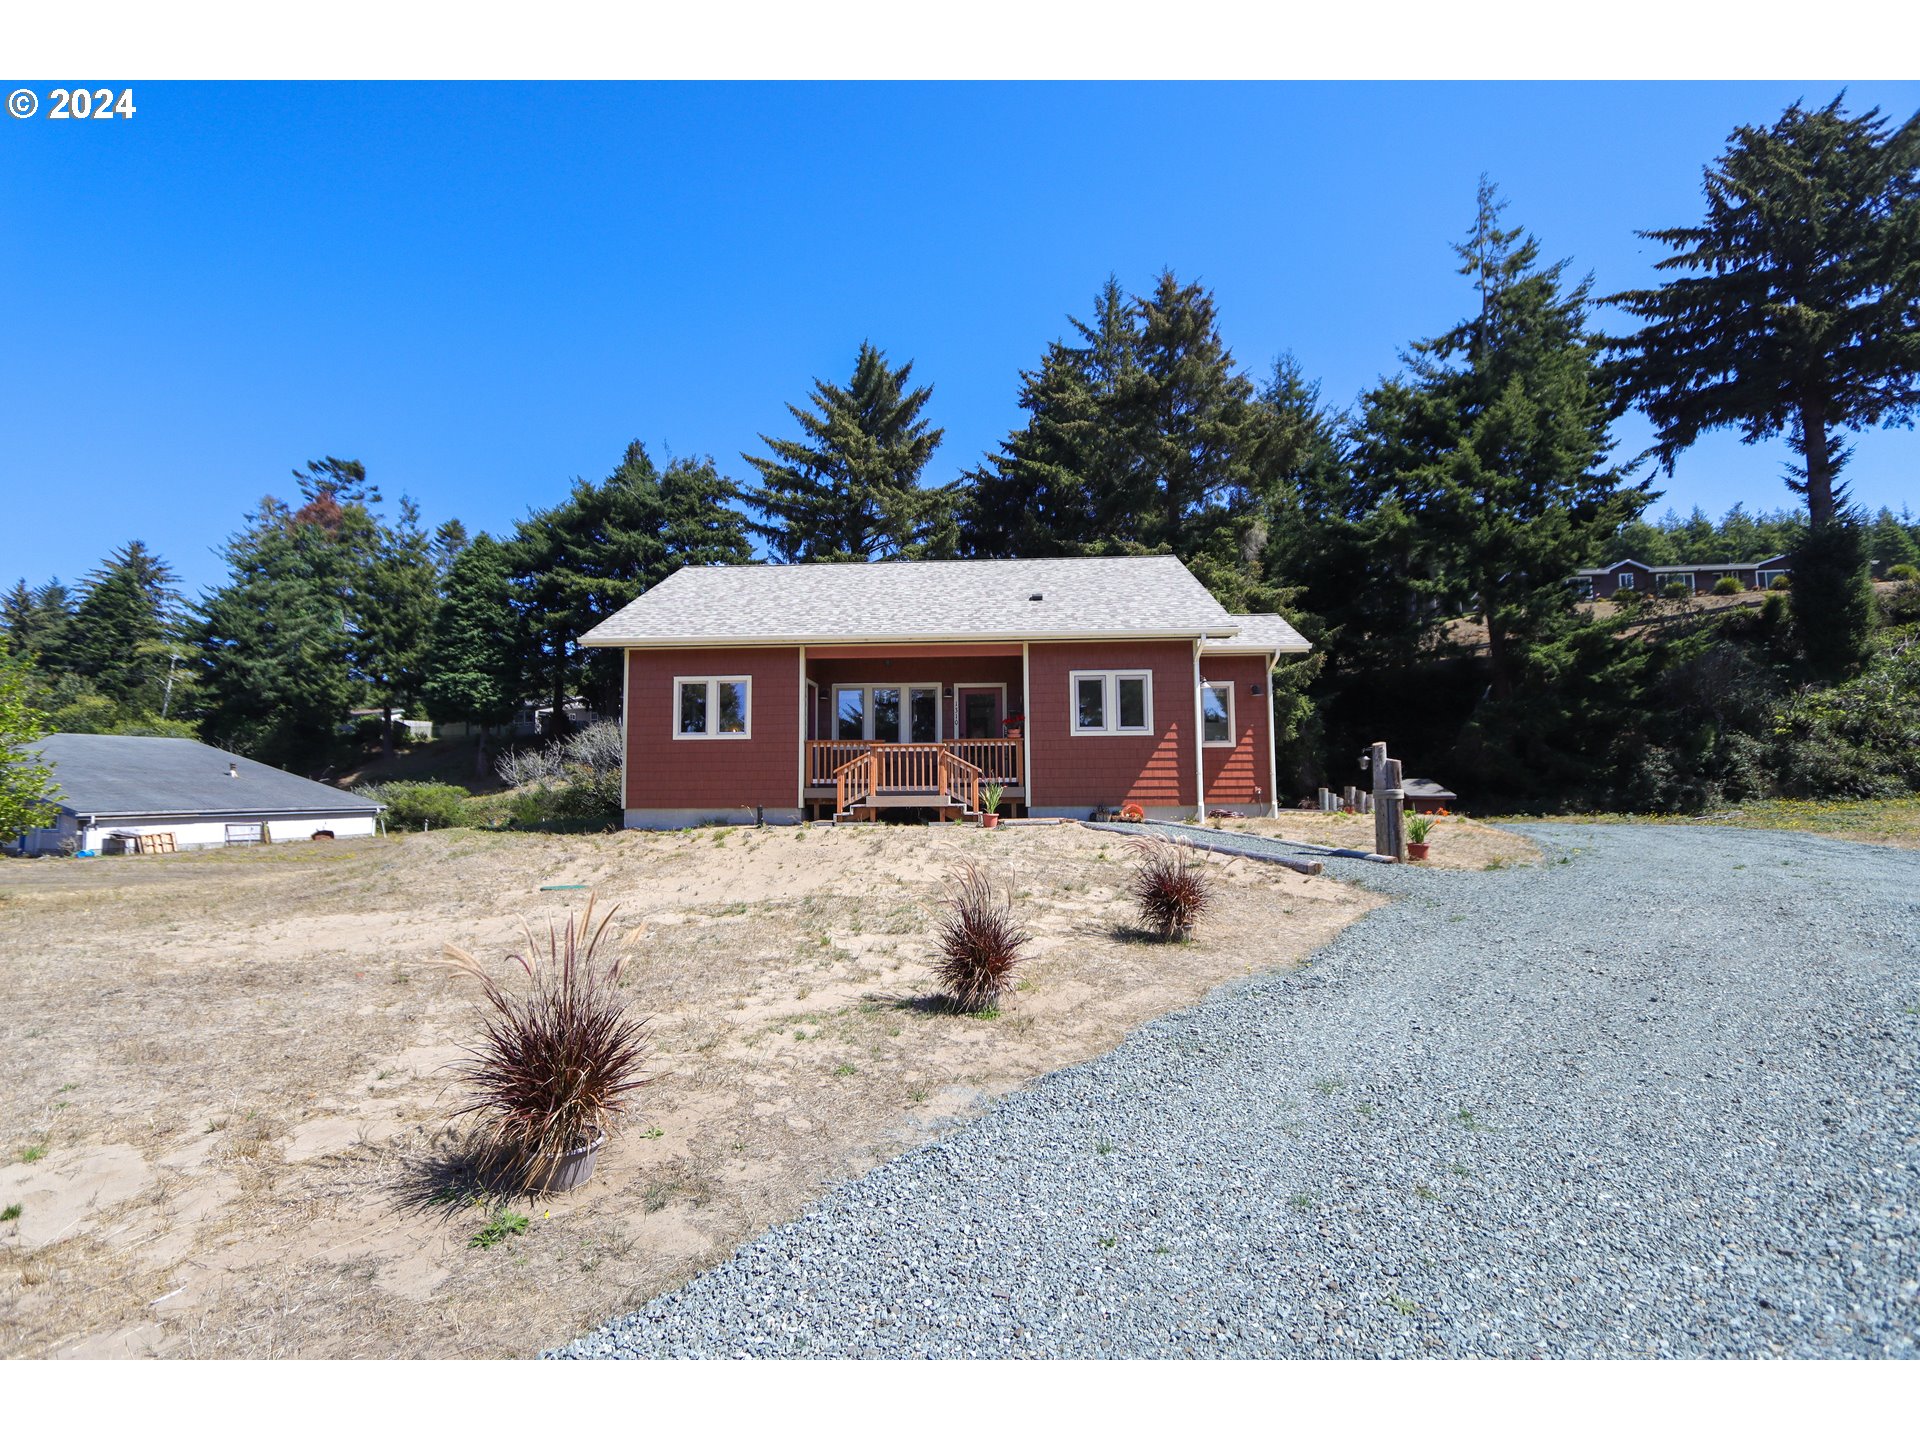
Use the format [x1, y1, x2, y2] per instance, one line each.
[1204, 613, 1311, 654]
[31, 734, 383, 819]
[579, 556, 1253, 647]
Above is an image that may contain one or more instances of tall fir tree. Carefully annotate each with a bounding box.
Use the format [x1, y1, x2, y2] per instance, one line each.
[744, 343, 952, 562]
[69, 557, 164, 707]
[1607, 95, 1920, 676]
[1353, 181, 1649, 799]
[511, 443, 753, 723]
[423, 532, 522, 774]
[359, 498, 440, 754]
[0, 654, 58, 843]
[193, 497, 356, 767]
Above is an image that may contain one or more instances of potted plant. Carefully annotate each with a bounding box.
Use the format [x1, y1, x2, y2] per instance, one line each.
[980, 782, 1005, 828]
[438, 894, 654, 1192]
[1002, 712, 1024, 738]
[1405, 809, 1436, 861]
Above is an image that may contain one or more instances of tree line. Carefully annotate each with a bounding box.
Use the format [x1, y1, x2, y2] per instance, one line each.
[3, 93, 1917, 814]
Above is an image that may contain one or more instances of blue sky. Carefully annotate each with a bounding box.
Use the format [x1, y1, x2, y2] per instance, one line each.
[3, 81, 1916, 596]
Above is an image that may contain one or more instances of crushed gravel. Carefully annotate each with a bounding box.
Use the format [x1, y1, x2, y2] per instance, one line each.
[551, 824, 1920, 1358]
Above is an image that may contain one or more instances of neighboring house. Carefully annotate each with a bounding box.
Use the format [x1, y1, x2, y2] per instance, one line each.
[341, 708, 436, 741]
[1572, 555, 1792, 599]
[579, 555, 1310, 827]
[10, 734, 384, 856]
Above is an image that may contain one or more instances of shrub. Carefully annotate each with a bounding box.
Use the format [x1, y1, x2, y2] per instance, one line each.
[1769, 574, 1792, 591]
[1881, 582, 1920, 627]
[356, 780, 475, 830]
[932, 863, 1032, 1011]
[1888, 563, 1920, 584]
[496, 719, 622, 831]
[1611, 587, 1644, 607]
[1713, 576, 1743, 596]
[1662, 581, 1693, 600]
[1127, 839, 1214, 940]
[438, 895, 653, 1189]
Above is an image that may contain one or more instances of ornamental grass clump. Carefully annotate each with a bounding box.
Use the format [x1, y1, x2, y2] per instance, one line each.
[933, 863, 1032, 1012]
[438, 894, 653, 1189]
[1128, 838, 1213, 940]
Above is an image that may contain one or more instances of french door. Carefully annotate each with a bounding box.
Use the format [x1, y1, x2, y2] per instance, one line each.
[834, 684, 941, 743]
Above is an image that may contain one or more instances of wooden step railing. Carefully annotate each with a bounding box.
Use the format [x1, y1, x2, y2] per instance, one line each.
[808, 739, 1022, 788]
[829, 743, 989, 815]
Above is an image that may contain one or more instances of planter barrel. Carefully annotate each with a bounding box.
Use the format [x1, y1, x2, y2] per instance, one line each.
[530, 1130, 605, 1192]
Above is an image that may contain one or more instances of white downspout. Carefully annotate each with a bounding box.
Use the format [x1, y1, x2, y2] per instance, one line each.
[1192, 639, 1207, 823]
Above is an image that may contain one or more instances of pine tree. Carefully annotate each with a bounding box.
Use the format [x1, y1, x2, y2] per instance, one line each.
[193, 498, 356, 767]
[1866, 507, 1920, 569]
[1355, 181, 1648, 796]
[70, 559, 163, 706]
[1, 581, 76, 668]
[511, 443, 753, 723]
[355, 498, 440, 754]
[423, 533, 521, 774]
[744, 343, 951, 562]
[1607, 95, 1920, 674]
[432, 518, 471, 575]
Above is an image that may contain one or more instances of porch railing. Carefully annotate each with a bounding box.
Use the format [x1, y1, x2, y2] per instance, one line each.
[831, 743, 987, 815]
[807, 738, 1023, 789]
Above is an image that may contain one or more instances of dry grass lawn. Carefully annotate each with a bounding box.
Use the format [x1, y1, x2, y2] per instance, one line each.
[0, 821, 1378, 1358]
[1208, 813, 1541, 869]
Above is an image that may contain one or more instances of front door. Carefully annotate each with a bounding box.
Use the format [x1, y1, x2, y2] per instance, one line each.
[956, 686, 1002, 739]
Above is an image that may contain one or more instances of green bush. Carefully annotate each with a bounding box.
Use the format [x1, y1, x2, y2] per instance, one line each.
[1662, 581, 1693, 600]
[502, 777, 620, 832]
[1769, 574, 1792, 591]
[1887, 563, 1920, 583]
[356, 780, 476, 830]
[1880, 582, 1920, 627]
[1712, 576, 1743, 596]
[1611, 586, 1644, 606]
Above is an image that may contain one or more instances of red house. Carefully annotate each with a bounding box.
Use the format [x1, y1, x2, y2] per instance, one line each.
[579, 556, 1310, 827]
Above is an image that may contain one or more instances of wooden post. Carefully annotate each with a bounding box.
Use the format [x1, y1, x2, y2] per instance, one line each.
[1370, 741, 1407, 861]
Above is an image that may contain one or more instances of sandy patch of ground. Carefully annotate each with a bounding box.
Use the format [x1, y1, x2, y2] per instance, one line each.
[0, 821, 1378, 1358]
[1207, 813, 1541, 869]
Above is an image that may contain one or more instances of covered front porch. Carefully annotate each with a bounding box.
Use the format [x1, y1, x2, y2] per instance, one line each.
[801, 643, 1027, 821]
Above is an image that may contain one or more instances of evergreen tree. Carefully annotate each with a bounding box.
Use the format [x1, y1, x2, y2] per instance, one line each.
[960, 341, 1107, 557]
[1608, 95, 1920, 674]
[511, 443, 753, 722]
[0, 654, 58, 843]
[744, 343, 951, 562]
[1354, 181, 1648, 796]
[69, 559, 163, 706]
[1, 581, 76, 668]
[359, 498, 440, 754]
[432, 518, 471, 575]
[193, 497, 356, 767]
[423, 533, 521, 774]
[1866, 506, 1920, 569]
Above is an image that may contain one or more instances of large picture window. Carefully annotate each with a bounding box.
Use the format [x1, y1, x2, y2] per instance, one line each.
[675, 676, 751, 738]
[1200, 682, 1234, 746]
[832, 683, 941, 742]
[1068, 670, 1153, 736]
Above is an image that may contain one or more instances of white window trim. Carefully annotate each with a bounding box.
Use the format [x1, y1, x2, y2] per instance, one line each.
[1069, 669, 1154, 737]
[673, 675, 753, 740]
[1200, 680, 1236, 748]
[1614, 571, 1636, 591]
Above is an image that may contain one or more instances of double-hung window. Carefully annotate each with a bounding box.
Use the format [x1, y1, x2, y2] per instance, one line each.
[1069, 670, 1152, 736]
[1200, 681, 1234, 746]
[675, 676, 751, 738]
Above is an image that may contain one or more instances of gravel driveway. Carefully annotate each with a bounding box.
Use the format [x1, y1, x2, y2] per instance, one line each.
[553, 824, 1919, 1358]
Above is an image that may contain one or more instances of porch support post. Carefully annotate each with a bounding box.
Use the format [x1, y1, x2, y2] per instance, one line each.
[796, 646, 807, 813]
[619, 647, 632, 823]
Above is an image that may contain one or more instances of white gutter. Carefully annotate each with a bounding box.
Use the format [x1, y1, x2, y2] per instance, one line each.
[578, 627, 1239, 649]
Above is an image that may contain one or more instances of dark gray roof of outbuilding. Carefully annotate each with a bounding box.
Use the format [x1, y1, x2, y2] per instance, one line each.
[31, 734, 382, 819]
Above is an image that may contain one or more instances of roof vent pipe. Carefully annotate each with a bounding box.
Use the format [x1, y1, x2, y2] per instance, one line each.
[228, 763, 239, 778]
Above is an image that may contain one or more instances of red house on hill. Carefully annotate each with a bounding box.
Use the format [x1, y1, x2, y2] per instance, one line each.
[579, 555, 1310, 827]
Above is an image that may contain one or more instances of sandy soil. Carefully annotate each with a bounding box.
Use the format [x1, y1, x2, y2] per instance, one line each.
[1208, 813, 1541, 869]
[0, 821, 1378, 1358]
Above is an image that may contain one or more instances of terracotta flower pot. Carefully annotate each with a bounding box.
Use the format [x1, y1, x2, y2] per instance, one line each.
[981, 813, 1001, 829]
[1407, 842, 1430, 862]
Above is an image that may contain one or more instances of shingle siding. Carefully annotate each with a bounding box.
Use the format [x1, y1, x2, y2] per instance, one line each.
[625, 647, 800, 812]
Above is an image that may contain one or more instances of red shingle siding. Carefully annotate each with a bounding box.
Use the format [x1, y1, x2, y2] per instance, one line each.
[624, 647, 800, 810]
[1200, 654, 1272, 807]
[1028, 640, 1197, 810]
